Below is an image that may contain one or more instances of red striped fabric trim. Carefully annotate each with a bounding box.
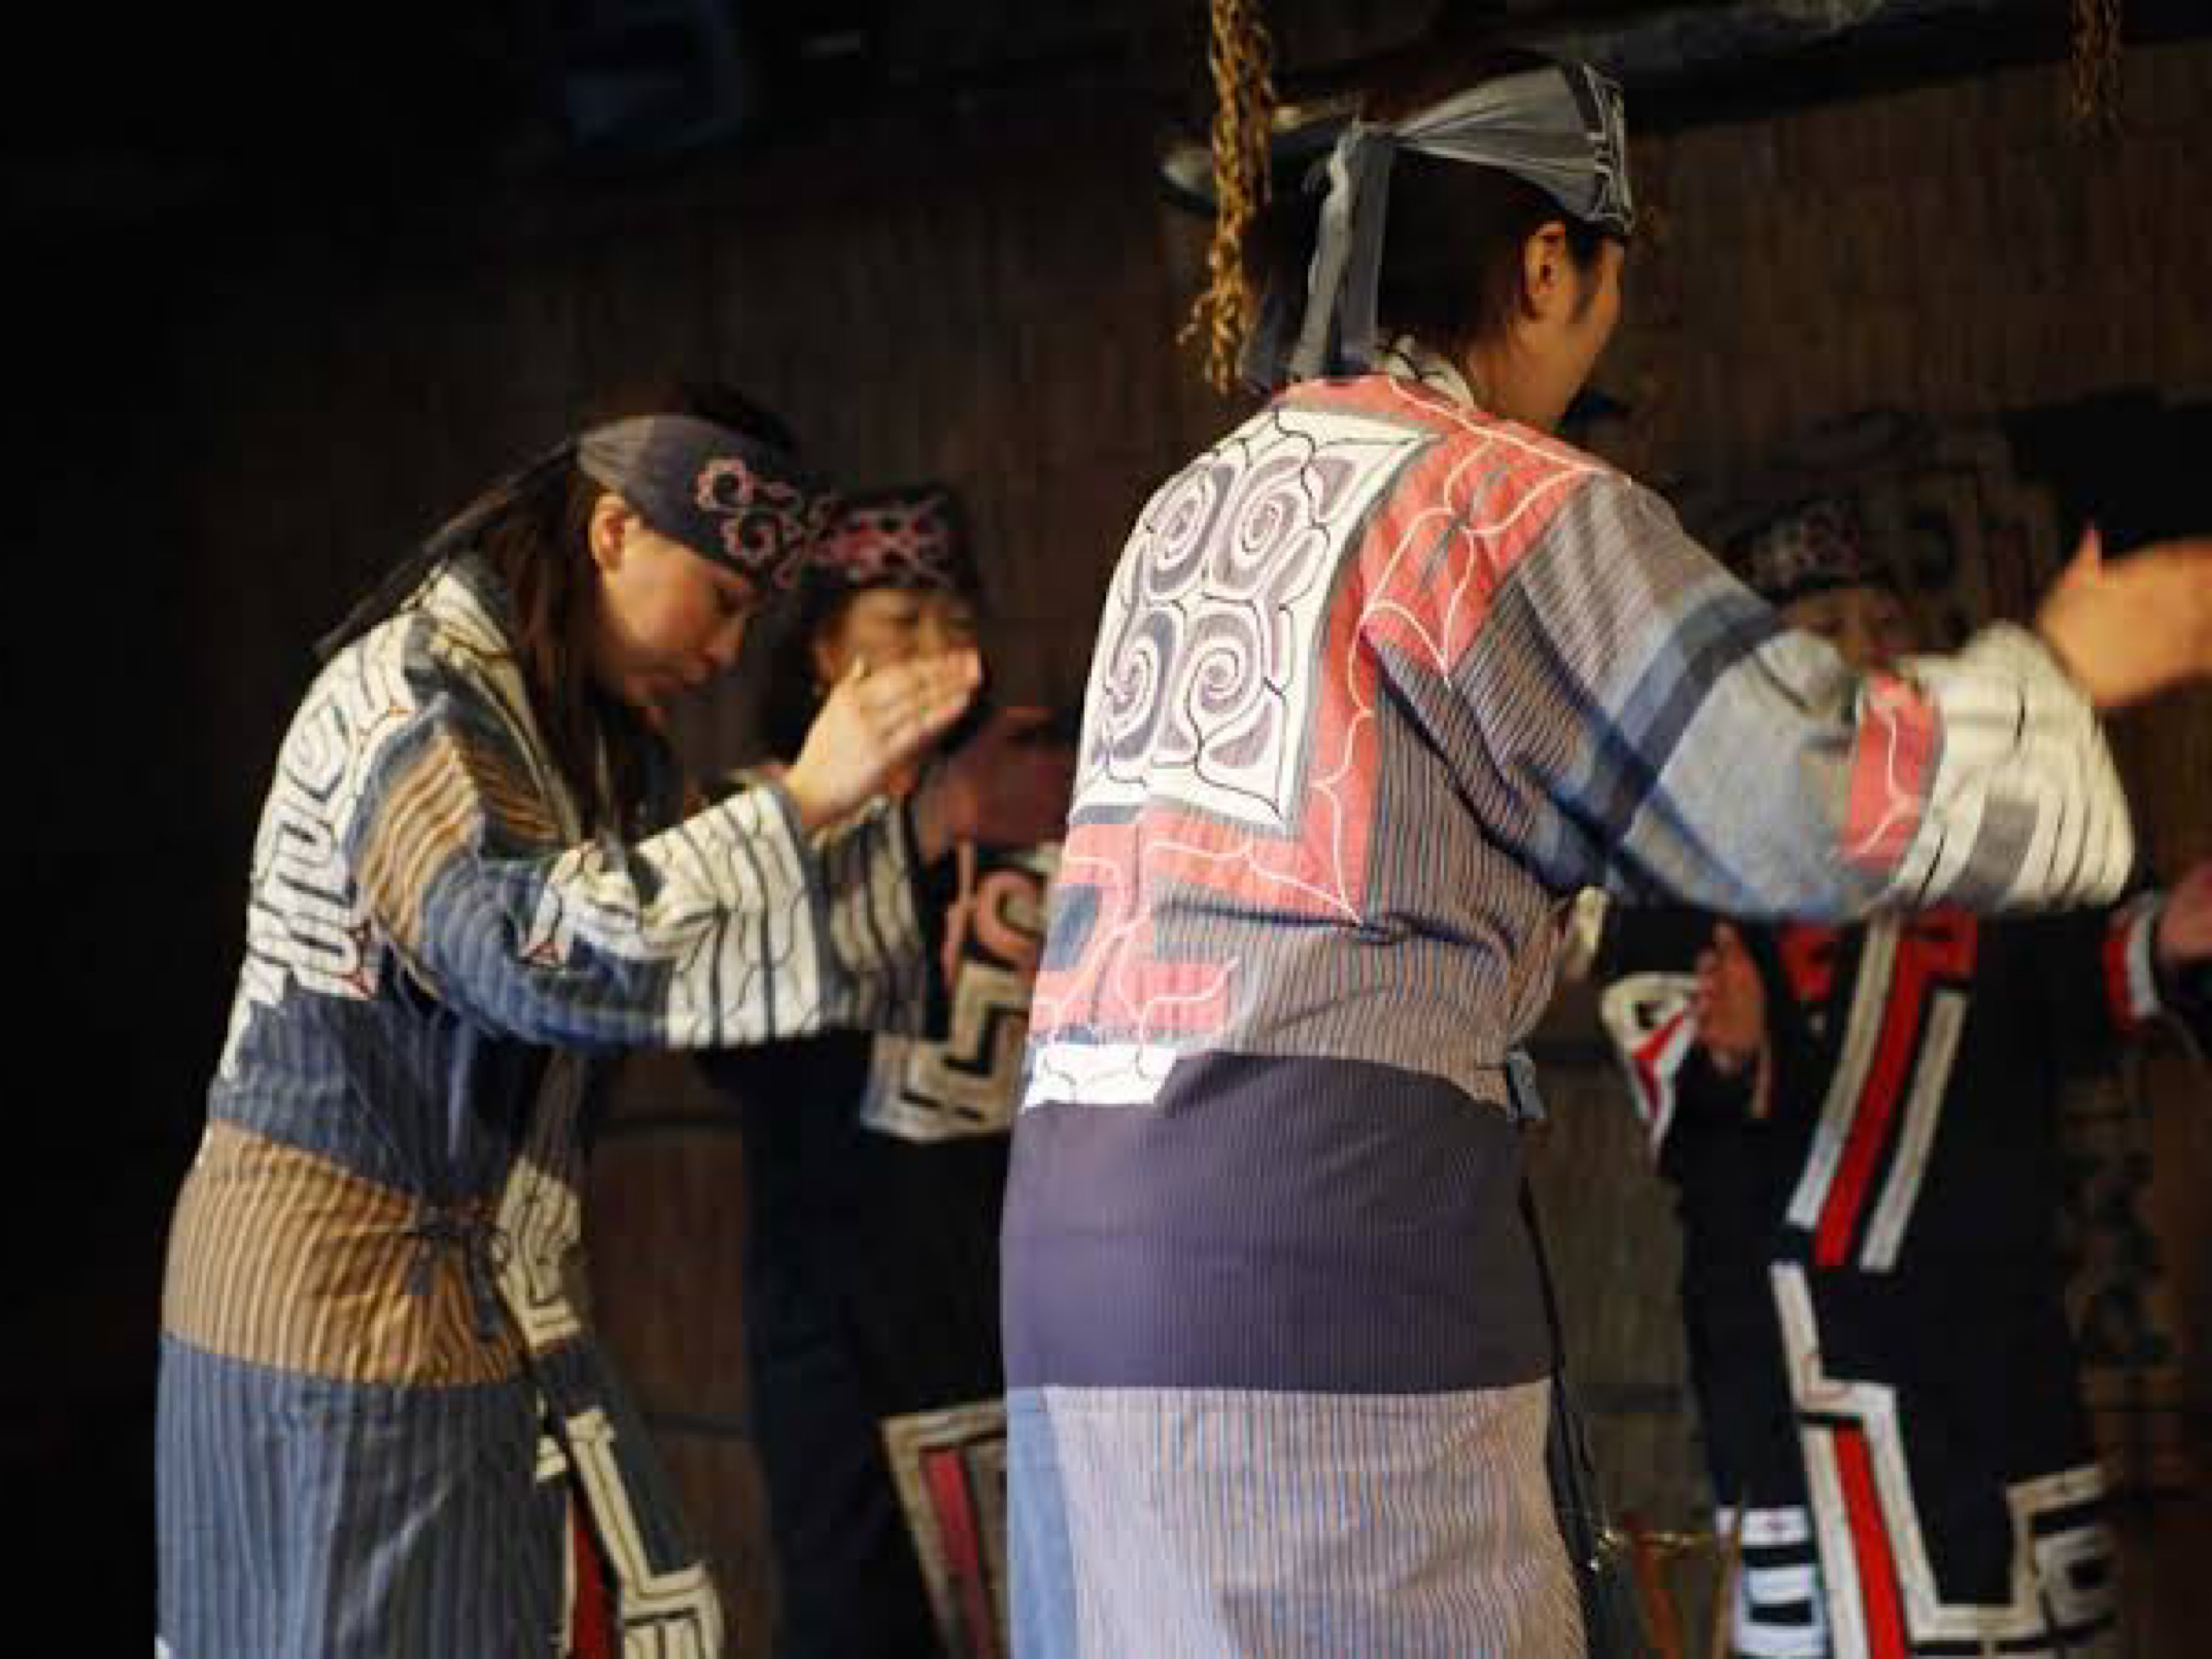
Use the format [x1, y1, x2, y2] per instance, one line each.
[1813, 917, 1975, 1267]
[1833, 1428, 1908, 1659]
[924, 1446, 1001, 1659]
[2101, 899, 2161, 1032]
[1631, 1007, 1693, 1146]
[571, 1503, 614, 1659]
[2101, 913, 2134, 1031]
[1813, 965, 1921, 1268]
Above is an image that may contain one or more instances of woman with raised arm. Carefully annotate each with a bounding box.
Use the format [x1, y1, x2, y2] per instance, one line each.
[998, 43, 2212, 1659]
[156, 385, 1036, 1657]
[1597, 499, 2212, 1657]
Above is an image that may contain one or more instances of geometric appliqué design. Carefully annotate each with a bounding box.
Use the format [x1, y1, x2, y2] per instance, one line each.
[881, 1397, 1008, 1659]
[861, 846, 1055, 1143]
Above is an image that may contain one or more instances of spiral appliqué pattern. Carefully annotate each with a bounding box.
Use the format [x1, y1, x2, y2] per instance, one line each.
[1078, 412, 1390, 829]
[694, 460, 831, 589]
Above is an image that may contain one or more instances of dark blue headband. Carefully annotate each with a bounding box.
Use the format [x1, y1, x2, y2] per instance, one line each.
[317, 413, 835, 661]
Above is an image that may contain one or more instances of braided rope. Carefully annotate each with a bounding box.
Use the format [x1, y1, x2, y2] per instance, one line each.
[1181, 0, 1277, 393]
[2069, 0, 2123, 131]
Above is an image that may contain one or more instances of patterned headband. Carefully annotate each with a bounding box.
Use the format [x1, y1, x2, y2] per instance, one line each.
[316, 409, 834, 661]
[811, 484, 980, 598]
[1261, 61, 1634, 388]
[578, 414, 838, 593]
[1737, 497, 1884, 608]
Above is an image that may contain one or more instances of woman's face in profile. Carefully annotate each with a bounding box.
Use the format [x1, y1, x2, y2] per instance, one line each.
[588, 498, 760, 718]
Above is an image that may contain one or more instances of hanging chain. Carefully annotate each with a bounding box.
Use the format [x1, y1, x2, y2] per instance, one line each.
[1180, 0, 1277, 394]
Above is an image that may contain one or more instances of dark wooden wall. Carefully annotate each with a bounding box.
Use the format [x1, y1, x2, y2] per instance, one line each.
[22, 28, 2208, 1655]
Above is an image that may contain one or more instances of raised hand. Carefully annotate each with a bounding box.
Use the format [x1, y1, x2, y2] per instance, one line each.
[2033, 525, 2212, 710]
[2155, 859, 2212, 975]
[913, 707, 1077, 861]
[1694, 922, 1773, 1118]
[1694, 922, 1767, 1071]
[783, 651, 982, 834]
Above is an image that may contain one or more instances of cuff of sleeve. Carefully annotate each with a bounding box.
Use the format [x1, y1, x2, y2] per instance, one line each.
[2110, 892, 2167, 1029]
[816, 798, 929, 1033]
[747, 773, 825, 880]
[1896, 623, 2134, 909]
[1917, 621, 2094, 720]
[702, 760, 786, 806]
[2144, 897, 2212, 1040]
[1975, 619, 2085, 698]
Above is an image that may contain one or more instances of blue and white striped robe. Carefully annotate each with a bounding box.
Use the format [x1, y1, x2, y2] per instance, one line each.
[157, 555, 927, 1657]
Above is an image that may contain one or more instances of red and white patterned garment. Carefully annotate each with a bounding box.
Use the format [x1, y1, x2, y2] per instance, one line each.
[1601, 895, 2200, 1659]
[1001, 342, 2136, 1657]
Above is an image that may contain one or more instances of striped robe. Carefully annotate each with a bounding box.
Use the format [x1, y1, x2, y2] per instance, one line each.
[1000, 351, 2134, 1657]
[157, 556, 926, 1657]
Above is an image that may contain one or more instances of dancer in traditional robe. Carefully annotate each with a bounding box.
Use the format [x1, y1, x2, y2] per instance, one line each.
[998, 45, 2212, 1657]
[157, 389, 1058, 1657]
[1598, 497, 2212, 1658]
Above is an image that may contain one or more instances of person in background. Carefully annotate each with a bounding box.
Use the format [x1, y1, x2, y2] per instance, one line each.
[1598, 495, 2212, 1658]
[701, 483, 1071, 1658]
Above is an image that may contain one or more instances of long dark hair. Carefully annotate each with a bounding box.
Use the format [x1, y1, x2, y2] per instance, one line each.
[475, 379, 799, 834]
[1248, 44, 1614, 372]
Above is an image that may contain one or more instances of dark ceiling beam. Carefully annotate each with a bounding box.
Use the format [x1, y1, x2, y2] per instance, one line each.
[1260, 0, 2210, 129]
[1602, 0, 2210, 131]
[19, 0, 2210, 241]
[1160, 0, 2207, 207]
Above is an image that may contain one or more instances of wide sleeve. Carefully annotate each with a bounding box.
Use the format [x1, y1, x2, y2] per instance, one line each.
[1591, 906, 1707, 1155]
[1593, 904, 1814, 1158]
[349, 645, 929, 1051]
[1462, 472, 2134, 921]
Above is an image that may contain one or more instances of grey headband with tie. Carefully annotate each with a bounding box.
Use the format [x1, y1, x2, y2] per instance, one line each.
[1256, 61, 1634, 389]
